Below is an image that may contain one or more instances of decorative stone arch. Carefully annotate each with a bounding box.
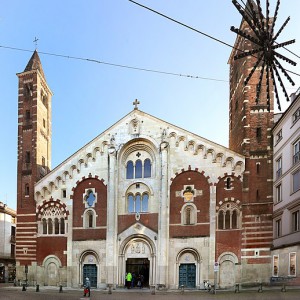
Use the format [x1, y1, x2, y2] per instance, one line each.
[42, 255, 62, 286]
[217, 252, 239, 288]
[92, 146, 101, 161]
[79, 250, 101, 287]
[118, 234, 156, 287]
[207, 148, 216, 162]
[175, 248, 202, 289]
[119, 138, 158, 182]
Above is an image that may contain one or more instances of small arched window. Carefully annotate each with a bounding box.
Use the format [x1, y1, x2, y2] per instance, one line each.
[84, 210, 95, 228]
[142, 193, 149, 212]
[25, 184, 29, 196]
[54, 218, 59, 234]
[185, 207, 191, 225]
[60, 218, 65, 234]
[232, 210, 238, 229]
[217, 203, 240, 230]
[126, 161, 134, 179]
[128, 194, 134, 213]
[226, 178, 231, 189]
[135, 160, 142, 178]
[144, 159, 151, 178]
[88, 212, 93, 228]
[218, 211, 224, 229]
[48, 219, 53, 234]
[135, 194, 141, 213]
[225, 211, 231, 229]
[42, 219, 47, 234]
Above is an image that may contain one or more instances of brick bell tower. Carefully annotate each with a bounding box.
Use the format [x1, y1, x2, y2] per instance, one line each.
[228, 2, 274, 282]
[16, 51, 52, 278]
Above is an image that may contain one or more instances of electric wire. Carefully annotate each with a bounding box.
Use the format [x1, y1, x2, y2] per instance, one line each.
[0, 44, 228, 82]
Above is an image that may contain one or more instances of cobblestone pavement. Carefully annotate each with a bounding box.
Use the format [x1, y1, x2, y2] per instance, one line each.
[1, 285, 300, 300]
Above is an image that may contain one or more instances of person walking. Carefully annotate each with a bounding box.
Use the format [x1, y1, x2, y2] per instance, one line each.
[84, 277, 91, 297]
[126, 272, 132, 289]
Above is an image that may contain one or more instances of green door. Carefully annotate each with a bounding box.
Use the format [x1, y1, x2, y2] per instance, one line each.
[83, 264, 97, 288]
[179, 264, 196, 288]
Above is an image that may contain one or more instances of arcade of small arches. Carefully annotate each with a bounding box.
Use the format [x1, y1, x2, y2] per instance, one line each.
[33, 132, 244, 199]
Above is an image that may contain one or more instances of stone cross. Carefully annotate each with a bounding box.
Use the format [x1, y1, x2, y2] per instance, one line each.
[33, 37, 39, 49]
[133, 99, 140, 110]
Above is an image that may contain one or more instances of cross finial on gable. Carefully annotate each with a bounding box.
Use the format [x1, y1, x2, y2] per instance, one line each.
[33, 37, 39, 49]
[133, 99, 140, 110]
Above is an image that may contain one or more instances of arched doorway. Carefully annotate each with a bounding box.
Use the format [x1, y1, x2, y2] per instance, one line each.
[42, 255, 62, 286]
[176, 248, 201, 289]
[79, 251, 100, 288]
[119, 236, 156, 288]
[218, 253, 238, 288]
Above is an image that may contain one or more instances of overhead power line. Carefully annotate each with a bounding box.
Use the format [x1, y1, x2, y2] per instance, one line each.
[0, 44, 228, 83]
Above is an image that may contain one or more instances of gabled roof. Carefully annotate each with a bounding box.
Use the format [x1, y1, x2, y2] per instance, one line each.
[24, 50, 45, 77]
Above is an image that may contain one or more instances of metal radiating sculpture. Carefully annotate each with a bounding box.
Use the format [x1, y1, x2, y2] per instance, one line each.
[230, 0, 296, 111]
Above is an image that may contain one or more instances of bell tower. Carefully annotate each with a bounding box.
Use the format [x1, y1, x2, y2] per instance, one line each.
[16, 51, 52, 273]
[228, 1, 274, 282]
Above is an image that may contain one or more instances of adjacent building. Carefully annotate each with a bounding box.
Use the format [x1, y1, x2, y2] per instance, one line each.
[272, 88, 300, 281]
[0, 202, 16, 283]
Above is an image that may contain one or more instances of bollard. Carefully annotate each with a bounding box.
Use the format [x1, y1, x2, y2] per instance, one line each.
[36, 284, 40, 292]
[258, 283, 263, 293]
[281, 284, 286, 292]
[180, 285, 184, 294]
[235, 283, 240, 293]
[59, 285, 63, 293]
[22, 283, 26, 291]
[108, 284, 112, 294]
[150, 285, 155, 295]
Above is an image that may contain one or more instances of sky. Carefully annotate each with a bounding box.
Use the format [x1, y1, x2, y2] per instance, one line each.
[1, 0, 300, 210]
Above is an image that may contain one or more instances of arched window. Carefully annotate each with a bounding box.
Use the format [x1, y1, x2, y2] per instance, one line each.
[135, 193, 141, 213]
[182, 204, 197, 225]
[217, 203, 240, 230]
[135, 160, 142, 178]
[128, 194, 134, 213]
[43, 219, 47, 234]
[142, 193, 149, 212]
[25, 184, 29, 196]
[54, 218, 59, 234]
[218, 211, 224, 229]
[84, 210, 96, 228]
[88, 212, 93, 228]
[225, 211, 231, 229]
[144, 159, 151, 178]
[226, 177, 231, 189]
[60, 218, 65, 234]
[39, 205, 67, 235]
[232, 210, 238, 229]
[126, 161, 134, 179]
[185, 207, 191, 225]
[127, 192, 149, 213]
[48, 219, 53, 234]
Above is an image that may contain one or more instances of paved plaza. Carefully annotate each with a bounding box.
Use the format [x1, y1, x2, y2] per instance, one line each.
[1, 284, 300, 300]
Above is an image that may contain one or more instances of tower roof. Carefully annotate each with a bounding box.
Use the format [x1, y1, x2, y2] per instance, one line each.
[24, 50, 45, 78]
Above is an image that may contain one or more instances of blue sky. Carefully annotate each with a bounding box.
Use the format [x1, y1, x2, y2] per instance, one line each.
[1, 0, 300, 209]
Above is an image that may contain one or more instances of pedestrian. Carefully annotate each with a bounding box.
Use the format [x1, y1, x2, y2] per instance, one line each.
[84, 277, 91, 297]
[126, 272, 132, 289]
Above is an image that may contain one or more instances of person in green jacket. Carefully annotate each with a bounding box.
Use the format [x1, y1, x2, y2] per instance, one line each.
[126, 272, 132, 289]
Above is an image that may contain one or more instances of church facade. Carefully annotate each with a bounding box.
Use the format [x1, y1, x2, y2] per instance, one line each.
[15, 5, 275, 289]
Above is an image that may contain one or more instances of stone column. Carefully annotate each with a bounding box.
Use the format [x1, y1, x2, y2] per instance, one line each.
[209, 185, 216, 281]
[106, 145, 117, 285]
[157, 141, 169, 286]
